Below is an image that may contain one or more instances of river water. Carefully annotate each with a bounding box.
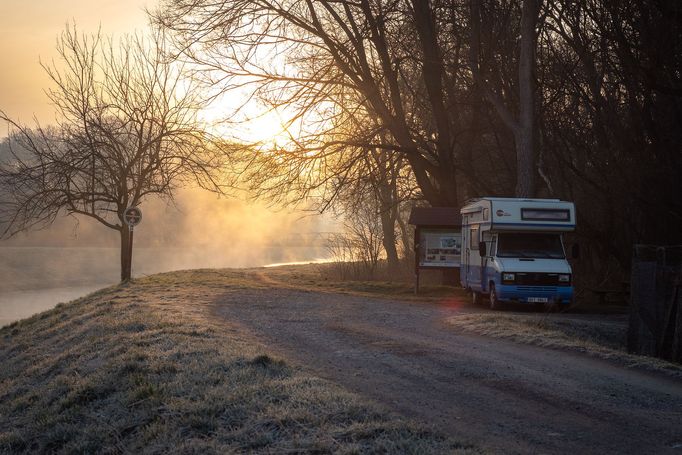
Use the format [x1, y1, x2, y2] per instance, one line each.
[0, 246, 329, 327]
[0, 285, 108, 327]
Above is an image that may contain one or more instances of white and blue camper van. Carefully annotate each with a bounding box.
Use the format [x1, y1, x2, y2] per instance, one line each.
[460, 198, 577, 309]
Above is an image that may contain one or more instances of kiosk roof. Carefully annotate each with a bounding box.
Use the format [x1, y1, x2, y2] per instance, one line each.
[408, 207, 461, 227]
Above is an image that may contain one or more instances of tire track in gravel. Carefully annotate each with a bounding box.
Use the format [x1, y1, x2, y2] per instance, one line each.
[213, 284, 682, 455]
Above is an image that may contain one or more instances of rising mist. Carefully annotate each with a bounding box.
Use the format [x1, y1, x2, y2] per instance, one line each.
[0, 187, 336, 294]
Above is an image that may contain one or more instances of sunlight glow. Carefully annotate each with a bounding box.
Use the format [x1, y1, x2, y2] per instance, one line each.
[263, 258, 334, 268]
[199, 93, 295, 148]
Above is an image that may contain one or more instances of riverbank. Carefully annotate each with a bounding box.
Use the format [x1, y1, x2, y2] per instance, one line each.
[0, 246, 329, 326]
[0, 270, 468, 454]
[0, 285, 109, 327]
[0, 246, 329, 292]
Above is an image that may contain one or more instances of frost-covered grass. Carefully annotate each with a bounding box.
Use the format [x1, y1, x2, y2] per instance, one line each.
[446, 312, 682, 376]
[0, 270, 471, 454]
[258, 263, 466, 302]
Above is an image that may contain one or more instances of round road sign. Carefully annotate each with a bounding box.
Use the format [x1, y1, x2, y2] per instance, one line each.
[124, 206, 142, 227]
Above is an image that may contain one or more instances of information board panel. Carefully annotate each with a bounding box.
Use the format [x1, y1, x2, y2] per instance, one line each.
[419, 229, 462, 267]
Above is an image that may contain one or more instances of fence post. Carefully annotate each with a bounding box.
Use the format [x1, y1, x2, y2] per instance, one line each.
[628, 245, 658, 356]
[628, 245, 682, 363]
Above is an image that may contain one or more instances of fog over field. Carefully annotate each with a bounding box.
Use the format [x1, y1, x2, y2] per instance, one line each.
[0, 187, 334, 324]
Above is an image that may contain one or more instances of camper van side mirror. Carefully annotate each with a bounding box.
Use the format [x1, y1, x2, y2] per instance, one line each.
[571, 244, 580, 259]
[479, 241, 487, 257]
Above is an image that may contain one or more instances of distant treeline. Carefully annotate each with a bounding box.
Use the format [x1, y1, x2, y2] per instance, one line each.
[155, 0, 682, 286]
[2, 1, 680, 288]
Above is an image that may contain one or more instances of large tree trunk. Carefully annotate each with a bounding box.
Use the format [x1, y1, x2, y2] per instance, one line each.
[411, 0, 458, 206]
[470, 0, 539, 198]
[379, 205, 400, 273]
[374, 153, 401, 274]
[120, 226, 132, 281]
[516, 0, 539, 198]
[397, 211, 412, 261]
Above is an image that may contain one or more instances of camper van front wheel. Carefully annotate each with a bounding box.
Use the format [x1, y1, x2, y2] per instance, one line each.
[489, 283, 501, 311]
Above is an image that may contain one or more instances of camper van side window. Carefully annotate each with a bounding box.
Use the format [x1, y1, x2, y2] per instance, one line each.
[470, 227, 479, 250]
[521, 208, 570, 221]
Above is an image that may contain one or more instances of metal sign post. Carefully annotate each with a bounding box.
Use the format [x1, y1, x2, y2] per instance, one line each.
[124, 207, 142, 279]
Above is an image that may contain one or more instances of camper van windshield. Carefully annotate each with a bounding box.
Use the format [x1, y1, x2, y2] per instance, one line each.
[497, 233, 565, 259]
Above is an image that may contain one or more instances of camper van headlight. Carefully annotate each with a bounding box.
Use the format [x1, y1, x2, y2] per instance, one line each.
[502, 273, 515, 283]
[558, 274, 571, 284]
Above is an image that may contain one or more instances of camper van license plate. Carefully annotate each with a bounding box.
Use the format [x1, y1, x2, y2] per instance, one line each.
[527, 297, 548, 303]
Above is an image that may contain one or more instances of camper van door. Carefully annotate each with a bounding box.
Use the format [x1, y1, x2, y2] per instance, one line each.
[466, 226, 482, 289]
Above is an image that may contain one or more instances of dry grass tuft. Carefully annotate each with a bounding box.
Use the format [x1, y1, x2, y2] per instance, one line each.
[1, 269, 472, 454]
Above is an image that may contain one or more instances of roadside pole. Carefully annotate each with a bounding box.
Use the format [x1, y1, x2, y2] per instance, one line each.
[128, 225, 134, 278]
[124, 207, 142, 280]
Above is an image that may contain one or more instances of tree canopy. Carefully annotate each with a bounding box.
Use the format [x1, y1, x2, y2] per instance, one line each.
[154, 0, 682, 285]
[0, 25, 226, 280]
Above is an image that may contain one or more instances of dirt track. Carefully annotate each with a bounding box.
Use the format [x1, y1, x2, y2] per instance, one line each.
[213, 278, 682, 454]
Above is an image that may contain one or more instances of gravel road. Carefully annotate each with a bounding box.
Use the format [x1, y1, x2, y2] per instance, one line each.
[213, 281, 682, 454]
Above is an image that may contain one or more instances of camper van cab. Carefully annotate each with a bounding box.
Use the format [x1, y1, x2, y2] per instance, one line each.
[460, 198, 576, 309]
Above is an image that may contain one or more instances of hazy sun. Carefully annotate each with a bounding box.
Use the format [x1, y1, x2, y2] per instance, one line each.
[200, 95, 292, 147]
[242, 110, 292, 146]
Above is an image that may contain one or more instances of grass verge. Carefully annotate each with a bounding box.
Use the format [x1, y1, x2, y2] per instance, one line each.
[0, 269, 474, 454]
[446, 312, 682, 377]
[258, 263, 466, 302]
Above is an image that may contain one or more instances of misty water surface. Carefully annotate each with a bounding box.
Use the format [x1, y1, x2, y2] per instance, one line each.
[0, 285, 107, 327]
[0, 246, 329, 326]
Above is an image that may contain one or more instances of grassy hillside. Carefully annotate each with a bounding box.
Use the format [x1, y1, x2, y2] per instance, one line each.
[0, 270, 471, 454]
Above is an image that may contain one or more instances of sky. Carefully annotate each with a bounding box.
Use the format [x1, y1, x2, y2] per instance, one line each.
[0, 0, 150, 125]
[0, 0, 292, 143]
[0, 0, 337, 253]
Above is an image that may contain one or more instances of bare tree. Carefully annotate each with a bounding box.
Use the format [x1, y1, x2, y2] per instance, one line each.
[537, 0, 682, 282]
[326, 198, 385, 281]
[0, 25, 225, 281]
[322, 144, 416, 275]
[154, 0, 682, 292]
[154, 0, 482, 207]
[469, 0, 541, 198]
